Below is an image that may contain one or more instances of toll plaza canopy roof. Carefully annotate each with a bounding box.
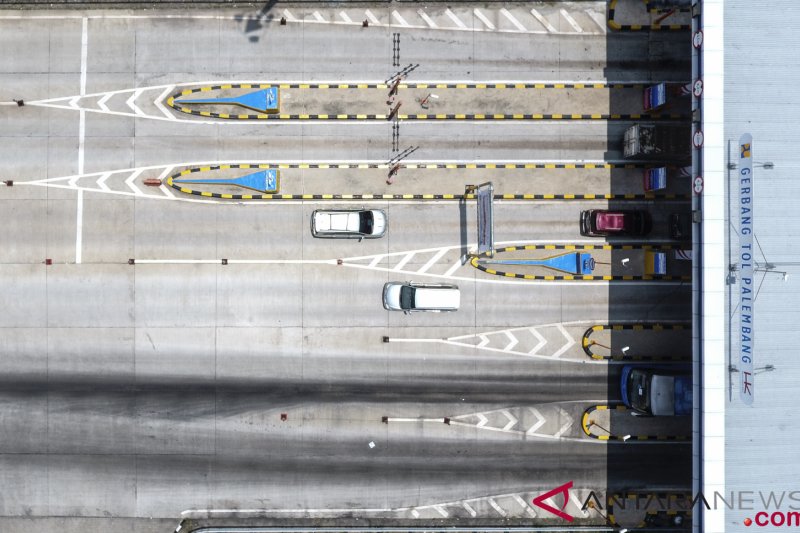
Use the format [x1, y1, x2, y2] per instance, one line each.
[700, 1, 800, 531]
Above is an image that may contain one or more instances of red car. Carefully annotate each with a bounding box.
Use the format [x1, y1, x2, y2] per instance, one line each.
[580, 209, 652, 237]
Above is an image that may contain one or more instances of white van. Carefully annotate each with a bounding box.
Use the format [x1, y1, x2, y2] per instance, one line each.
[382, 282, 460, 313]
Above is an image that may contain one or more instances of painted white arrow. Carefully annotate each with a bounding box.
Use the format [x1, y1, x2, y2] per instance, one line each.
[527, 407, 546, 435]
[97, 93, 113, 113]
[126, 89, 144, 116]
[553, 407, 574, 438]
[528, 327, 547, 355]
[551, 324, 576, 358]
[69, 96, 81, 109]
[124, 169, 144, 195]
[154, 86, 177, 120]
[476, 334, 490, 348]
[500, 409, 518, 431]
[503, 330, 519, 352]
[476, 413, 489, 428]
[96, 172, 112, 192]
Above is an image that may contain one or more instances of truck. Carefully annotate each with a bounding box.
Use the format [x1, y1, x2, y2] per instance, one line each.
[620, 365, 692, 416]
[623, 123, 691, 164]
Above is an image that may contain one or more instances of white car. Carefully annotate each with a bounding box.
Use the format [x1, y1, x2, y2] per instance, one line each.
[311, 209, 387, 239]
[382, 282, 461, 313]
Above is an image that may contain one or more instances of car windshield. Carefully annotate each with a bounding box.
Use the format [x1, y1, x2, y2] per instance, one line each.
[628, 369, 651, 413]
[399, 286, 415, 310]
[359, 212, 374, 234]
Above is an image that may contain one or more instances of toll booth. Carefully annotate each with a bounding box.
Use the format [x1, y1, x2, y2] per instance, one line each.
[643, 82, 691, 111]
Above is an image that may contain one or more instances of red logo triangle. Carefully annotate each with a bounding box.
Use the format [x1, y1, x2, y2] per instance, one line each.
[532, 481, 574, 521]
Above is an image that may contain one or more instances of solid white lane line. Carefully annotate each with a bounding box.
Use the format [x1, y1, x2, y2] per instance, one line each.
[500, 8, 527, 32]
[364, 9, 380, 25]
[560, 8, 583, 32]
[530, 8, 557, 33]
[76, 17, 88, 265]
[445, 8, 468, 29]
[417, 9, 438, 28]
[391, 10, 410, 27]
[473, 8, 495, 30]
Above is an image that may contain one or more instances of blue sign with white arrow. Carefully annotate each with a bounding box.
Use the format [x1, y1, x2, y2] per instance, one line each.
[173, 169, 279, 193]
[175, 88, 280, 113]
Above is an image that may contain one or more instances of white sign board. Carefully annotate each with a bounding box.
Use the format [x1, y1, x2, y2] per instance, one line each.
[739, 133, 754, 405]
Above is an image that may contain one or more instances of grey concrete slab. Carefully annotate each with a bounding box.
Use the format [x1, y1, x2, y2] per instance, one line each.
[0, 264, 47, 327]
[133, 264, 216, 327]
[46, 265, 134, 327]
[215, 264, 304, 327]
[86, 18, 136, 74]
[0, 137, 50, 187]
[133, 201, 218, 259]
[0, 455, 50, 516]
[45, 199, 78, 262]
[215, 326, 303, 383]
[47, 327, 135, 384]
[214, 203, 303, 260]
[0, 327, 48, 378]
[0, 199, 48, 263]
[0, 393, 48, 453]
[47, 391, 136, 454]
[134, 327, 217, 385]
[135, 390, 216, 455]
[47, 454, 136, 516]
[80, 199, 135, 263]
[134, 455, 214, 517]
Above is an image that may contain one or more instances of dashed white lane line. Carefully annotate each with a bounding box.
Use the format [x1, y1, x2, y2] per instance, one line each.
[417, 9, 438, 28]
[530, 8, 557, 33]
[79, 17, 88, 95]
[560, 8, 583, 33]
[339, 11, 352, 24]
[445, 8, 468, 30]
[392, 10, 410, 27]
[500, 8, 527, 32]
[76, 16, 88, 266]
[364, 9, 380, 25]
[473, 8, 495, 30]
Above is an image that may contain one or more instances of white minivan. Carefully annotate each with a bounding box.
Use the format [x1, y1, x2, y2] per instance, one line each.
[382, 282, 460, 313]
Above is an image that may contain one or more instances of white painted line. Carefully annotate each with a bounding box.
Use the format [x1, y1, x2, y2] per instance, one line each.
[488, 498, 507, 517]
[476, 334, 490, 349]
[80, 18, 88, 95]
[554, 407, 574, 438]
[473, 8, 495, 30]
[500, 409, 518, 431]
[476, 413, 489, 428]
[529, 8, 557, 33]
[364, 9, 380, 25]
[551, 323, 576, 358]
[312, 11, 326, 22]
[462, 501, 477, 518]
[502, 330, 518, 352]
[126, 88, 144, 115]
[587, 10, 609, 33]
[391, 10, 410, 27]
[527, 407, 546, 435]
[69, 96, 81, 109]
[500, 8, 527, 32]
[368, 255, 383, 268]
[560, 8, 583, 33]
[124, 169, 144, 195]
[513, 494, 537, 517]
[159, 184, 176, 199]
[433, 505, 449, 518]
[155, 85, 177, 120]
[417, 9, 438, 28]
[445, 8, 468, 30]
[570, 491, 590, 517]
[416, 247, 448, 274]
[97, 92, 112, 112]
[392, 252, 415, 271]
[442, 259, 463, 277]
[528, 327, 547, 355]
[282, 9, 296, 22]
[96, 172, 112, 192]
[410, 509, 420, 518]
[339, 11, 352, 23]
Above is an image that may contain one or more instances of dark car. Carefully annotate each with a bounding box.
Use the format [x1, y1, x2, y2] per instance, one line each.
[580, 209, 652, 237]
[620, 365, 692, 416]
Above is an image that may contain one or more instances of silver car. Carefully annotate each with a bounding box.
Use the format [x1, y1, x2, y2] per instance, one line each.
[382, 282, 461, 313]
[311, 209, 387, 239]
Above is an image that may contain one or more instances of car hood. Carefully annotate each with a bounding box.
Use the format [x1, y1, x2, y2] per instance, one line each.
[371, 210, 387, 236]
[383, 283, 402, 310]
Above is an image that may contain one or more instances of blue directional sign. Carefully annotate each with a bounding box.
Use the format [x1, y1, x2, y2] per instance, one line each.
[480, 252, 595, 275]
[173, 169, 279, 193]
[175, 88, 280, 113]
